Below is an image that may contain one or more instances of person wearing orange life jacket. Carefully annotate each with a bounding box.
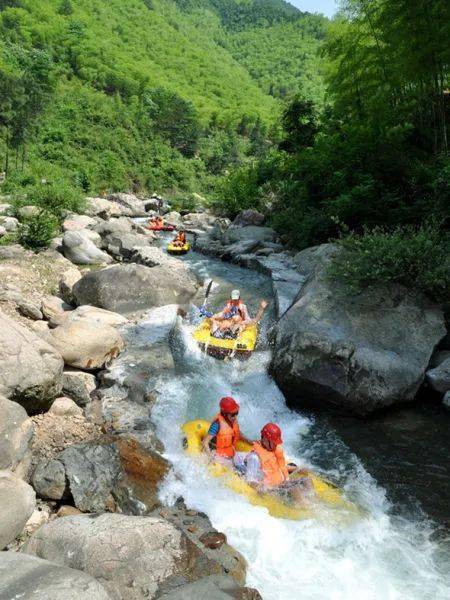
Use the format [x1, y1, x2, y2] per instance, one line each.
[202, 396, 253, 460]
[210, 290, 268, 339]
[172, 229, 187, 247]
[233, 423, 314, 505]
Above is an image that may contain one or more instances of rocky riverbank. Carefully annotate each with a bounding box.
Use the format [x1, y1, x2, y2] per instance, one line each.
[1, 193, 448, 598]
[193, 210, 449, 415]
[0, 194, 260, 599]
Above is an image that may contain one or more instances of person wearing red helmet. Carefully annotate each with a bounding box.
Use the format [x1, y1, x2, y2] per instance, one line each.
[234, 422, 314, 505]
[202, 396, 252, 460]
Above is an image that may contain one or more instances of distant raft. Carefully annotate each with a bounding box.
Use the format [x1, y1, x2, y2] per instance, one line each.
[146, 223, 175, 231]
[181, 420, 358, 521]
[167, 241, 190, 255]
[193, 319, 258, 359]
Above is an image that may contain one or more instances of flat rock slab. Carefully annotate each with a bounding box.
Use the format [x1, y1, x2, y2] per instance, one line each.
[0, 553, 112, 599]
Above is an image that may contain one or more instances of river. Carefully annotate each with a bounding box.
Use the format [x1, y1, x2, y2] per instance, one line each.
[135, 238, 450, 599]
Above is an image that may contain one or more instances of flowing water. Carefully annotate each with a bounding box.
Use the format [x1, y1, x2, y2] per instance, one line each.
[137, 238, 450, 599]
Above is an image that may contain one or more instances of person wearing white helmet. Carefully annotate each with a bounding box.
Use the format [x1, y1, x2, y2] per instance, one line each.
[210, 289, 268, 339]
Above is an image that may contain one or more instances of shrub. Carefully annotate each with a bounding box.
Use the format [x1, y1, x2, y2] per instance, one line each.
[330, 221, 450, 303]
[17, 210, 59, 250]
[24, 181, 85, 216]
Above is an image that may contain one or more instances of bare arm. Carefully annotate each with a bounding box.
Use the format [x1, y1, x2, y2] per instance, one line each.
[251, 300, 268, 324]
[202, 434, 214, 456]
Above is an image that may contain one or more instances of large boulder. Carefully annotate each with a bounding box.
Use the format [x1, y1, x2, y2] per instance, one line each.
[165, 210, 183, 228]
[63, 214, 97, 231]
[0, 395, 34, 476]
[223, 225, 276, 245]
[426, 356, 450, 394]
[270, 244, 446, 415]
[181, 212, 216, 231]
[0, 311, 63, 413]
[45, 317, 124, 370]
[103, 232, 152, 260]
[0, 553, 112, 599]
[32, 437, 168, 513]
[85, 196, 124, 219]
[94, 216, 133, 236]
[23, 513, 226, 599]
[0, 470, 36, 548]
[62, 230, 112, 265]
[72, 263, 198, 315]
[107, 192, 147, 217]
[232, 209, 265, 227]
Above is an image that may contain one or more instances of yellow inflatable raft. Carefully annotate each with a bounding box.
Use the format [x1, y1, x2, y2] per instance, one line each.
[167, 242, 190, 255]
[182, 420, 357, 521]
[193, 319, 257, 359]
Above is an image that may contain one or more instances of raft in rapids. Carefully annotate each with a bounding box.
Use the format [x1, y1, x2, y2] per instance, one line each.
[192, 319, 258, 359]
[182, 420, 358, 521]
[167, 241, 190, 255]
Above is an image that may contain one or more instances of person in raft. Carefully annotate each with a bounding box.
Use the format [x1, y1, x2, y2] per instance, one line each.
[234, 423, 314, 505]
[149, 215, 164, 227]
[210, 289, 268, 339]
[202, 396, 253, 461]
[172, 229, 187, 247]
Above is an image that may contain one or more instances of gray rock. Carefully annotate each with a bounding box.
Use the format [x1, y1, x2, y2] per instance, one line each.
[94, 217, 133, 237]
[85, 196, 124, 219]
[181, 212, 216, 231]
[0, 202, 11, 214]
[18, 205, 40, 219]
[0, 310, 63, 413]
[62, 369, 97, 406]
[63, 214, 97, 231]
[0, 395, 34, 474]
[59, 266, 82, 304]
[165, 210, 183, 228]
[157, 576, 261, 600]
[0, 224, 7, 236]
[107, 192, 147, 217]
[45, 316, 124, 370]
[0, 243, 29, 260]
[0, 215, 19, 231]
[270, 244, 446, 415]
[23, 513, 224, 600]
[221, 239, 261, 260]
[17, 299, 43, 321]
[62, 230, 112, 265]
[103, 232, 152, 260]
[41, 295, 72, 327]
[233, 209, 265, 227]
[73, 263, 198, 315]
[0, 470, 36, 548]
[210, 218, 231, 241]
[426, 357, 450, 394]
[0, 553, 112, 599]
[32, 458, 67, 501]
[223, 225, 276, 245]
[49, 396, 83, 416]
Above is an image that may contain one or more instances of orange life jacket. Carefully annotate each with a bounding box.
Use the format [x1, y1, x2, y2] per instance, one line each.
[252, 441, 289, 488]
[213, 413, 240, 458]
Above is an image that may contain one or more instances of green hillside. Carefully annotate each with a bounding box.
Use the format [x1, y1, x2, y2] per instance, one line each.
[0, 0, 326, 195]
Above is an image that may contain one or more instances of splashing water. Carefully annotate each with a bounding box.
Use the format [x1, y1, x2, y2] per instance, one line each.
[144, 253, 450, 600]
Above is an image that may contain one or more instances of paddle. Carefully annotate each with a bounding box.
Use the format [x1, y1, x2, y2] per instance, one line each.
[198, 279, 214, 318]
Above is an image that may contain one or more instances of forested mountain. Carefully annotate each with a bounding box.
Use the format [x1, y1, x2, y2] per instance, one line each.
[0, 0, 325, 195]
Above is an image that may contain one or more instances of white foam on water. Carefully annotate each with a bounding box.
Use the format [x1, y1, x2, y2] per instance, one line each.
[151, 329, 450, 600]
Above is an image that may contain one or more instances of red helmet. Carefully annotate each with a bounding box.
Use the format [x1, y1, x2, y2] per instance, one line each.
[261, 423, 283, 445]
[220, 396, 239, 413]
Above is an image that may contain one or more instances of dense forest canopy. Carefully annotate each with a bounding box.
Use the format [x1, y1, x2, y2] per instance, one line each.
[0, 0, 448, 299]
[0, 0, 325, 195]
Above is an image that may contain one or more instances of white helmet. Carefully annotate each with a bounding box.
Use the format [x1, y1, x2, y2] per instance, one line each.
[231, 289, 240, 300]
